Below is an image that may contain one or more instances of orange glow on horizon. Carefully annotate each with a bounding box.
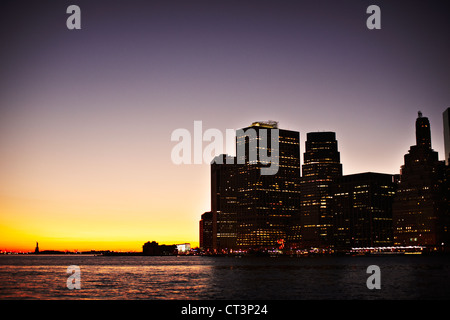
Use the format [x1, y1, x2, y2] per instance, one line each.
[0, 169, 206, 253]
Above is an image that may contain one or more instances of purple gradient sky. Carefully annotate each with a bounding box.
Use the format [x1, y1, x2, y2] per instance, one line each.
[1, 0, 449, 250]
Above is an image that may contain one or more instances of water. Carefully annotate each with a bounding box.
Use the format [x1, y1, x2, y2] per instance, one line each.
[1, 255, 449, 300]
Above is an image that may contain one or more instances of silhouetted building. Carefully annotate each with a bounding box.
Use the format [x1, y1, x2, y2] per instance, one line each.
[211, 154, 239, 251]
[34, 242, 39, 254]
[445, 165, 450, 238]
[416, 111, 432, 149]
[332, 172, 396, 250]
[297, 132, 342, 249]
[199, 211, 214, 251]
[444, 108, 450, 165]
[393, 112, 448, 247]
[442, 108, 450, 248]
[142, 241, 177, 256]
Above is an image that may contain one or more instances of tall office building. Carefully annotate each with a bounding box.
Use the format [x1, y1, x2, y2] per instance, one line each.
[332, 172, 396, 250]
[393, 112, 448, 247]
[211, 154, 239, 251]
[199, 211, 214, 251]
[297, 132, 342, 249]
[200, 121, 301, 251]
[235, 121, 301, 249]
[444, 108, 450, 165]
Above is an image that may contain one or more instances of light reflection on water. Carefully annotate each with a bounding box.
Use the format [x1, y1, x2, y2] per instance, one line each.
[0, 255, 449, 299]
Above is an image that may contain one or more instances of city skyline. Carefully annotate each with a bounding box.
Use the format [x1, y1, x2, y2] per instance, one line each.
[200, 113, 449, 253]
[1, 0, 449, 252]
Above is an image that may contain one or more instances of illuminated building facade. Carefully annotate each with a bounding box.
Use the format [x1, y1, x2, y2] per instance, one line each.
[297, 132, 342, 249]
[200, 121, 301, 251]
[392, 112, 449, 247]
[235, 121, 301, 249]
[332, 172, 396, 249]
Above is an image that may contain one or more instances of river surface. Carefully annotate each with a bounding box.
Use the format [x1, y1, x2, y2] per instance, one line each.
[0, 254, 449, 299]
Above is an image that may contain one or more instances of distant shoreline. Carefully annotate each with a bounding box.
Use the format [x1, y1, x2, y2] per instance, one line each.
[3, 251, 450, 258]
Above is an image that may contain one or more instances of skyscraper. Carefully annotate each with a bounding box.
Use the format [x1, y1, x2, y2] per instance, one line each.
[211, 154, 238, 251]
[393, 112, 448, 247]
[235, 121, 301, 249]
[297, 132, 342, 249]
[444, 108, 450, 165]
[200, 121, 301, 252]
[332, 172, 396, 250]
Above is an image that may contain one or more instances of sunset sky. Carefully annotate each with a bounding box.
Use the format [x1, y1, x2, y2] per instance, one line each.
[1, 0, 449, 252]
